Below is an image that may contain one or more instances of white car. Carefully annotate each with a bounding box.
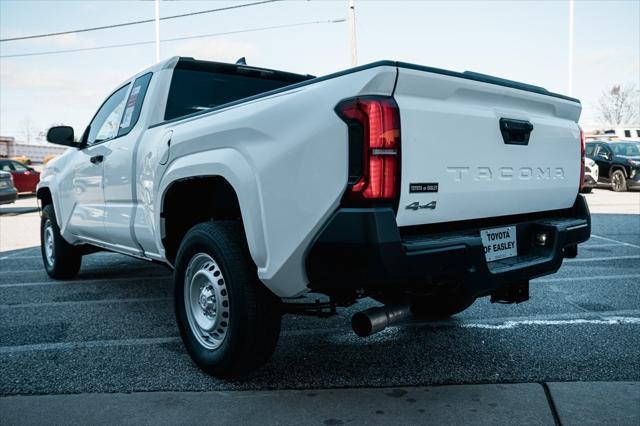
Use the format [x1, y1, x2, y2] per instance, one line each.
[39, 57, 590, 377]
[581, 157, 599, 193]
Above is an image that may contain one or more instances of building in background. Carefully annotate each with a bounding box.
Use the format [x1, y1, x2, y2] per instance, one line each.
[583, 127, 640, 142]
[0, 136, 69, 163]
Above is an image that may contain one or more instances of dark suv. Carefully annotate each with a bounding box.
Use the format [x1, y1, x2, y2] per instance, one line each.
[585, 141, 640, 191]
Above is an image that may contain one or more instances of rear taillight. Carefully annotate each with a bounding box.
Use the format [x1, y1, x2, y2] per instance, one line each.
[579, 125, 585, 191]
[336, 97, 400, 202]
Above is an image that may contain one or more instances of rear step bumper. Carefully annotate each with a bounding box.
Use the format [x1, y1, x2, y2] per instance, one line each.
[306, 196, 590, 298]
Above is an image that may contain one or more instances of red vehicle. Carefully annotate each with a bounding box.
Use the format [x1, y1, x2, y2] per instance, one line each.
[0, 159, 40, 193]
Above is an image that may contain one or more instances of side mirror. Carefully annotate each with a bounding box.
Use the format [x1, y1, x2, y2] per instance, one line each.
[46, 126, 76, 147]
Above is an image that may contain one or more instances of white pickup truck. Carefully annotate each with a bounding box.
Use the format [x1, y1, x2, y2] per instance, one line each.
[40, 57, 590, 377]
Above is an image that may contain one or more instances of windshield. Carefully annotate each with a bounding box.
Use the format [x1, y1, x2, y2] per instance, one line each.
[609, 143, 640, 156]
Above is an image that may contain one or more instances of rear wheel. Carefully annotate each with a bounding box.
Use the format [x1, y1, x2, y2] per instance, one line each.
[611, 170, 627, 192]
[410, 291, 475, 320]
[40, 204, 82, 279]
[174, 221, 281, 378]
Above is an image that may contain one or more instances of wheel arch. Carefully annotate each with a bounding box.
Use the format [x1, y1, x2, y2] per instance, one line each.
[36, 186, 53, 207]
[610, 165, 628, 178]
[157, 149, 267, 269]
[36, 185, 62, 228]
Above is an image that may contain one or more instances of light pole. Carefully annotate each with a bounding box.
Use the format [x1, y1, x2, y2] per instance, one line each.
[348, 0, 358, 66]
[155, 0, 160, 62]
[568, 0, 574, 96]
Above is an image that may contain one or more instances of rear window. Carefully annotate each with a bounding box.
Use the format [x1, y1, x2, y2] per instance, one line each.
[165, 65, 306, 121]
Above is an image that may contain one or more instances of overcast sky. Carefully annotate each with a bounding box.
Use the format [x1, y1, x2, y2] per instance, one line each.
[1, 0, 638, 141]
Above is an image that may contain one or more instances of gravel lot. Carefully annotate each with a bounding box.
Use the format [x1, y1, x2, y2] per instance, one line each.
[0, 189, 638, 395]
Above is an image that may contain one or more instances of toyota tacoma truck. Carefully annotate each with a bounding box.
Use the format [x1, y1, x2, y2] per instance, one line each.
[40, 57, 590, 377]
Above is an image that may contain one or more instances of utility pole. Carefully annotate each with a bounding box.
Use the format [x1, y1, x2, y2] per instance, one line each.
[348, 0, 357, 66]
[568, 0, 574, 96]
[155, 0, 160, 62]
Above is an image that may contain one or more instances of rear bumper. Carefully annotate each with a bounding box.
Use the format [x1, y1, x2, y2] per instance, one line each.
[583, 175, 598, 188]
[306, 196, 590, 298]
[0, 187, 18, 205]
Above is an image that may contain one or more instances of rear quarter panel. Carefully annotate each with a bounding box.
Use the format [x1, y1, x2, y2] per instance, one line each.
[143, 66, 398, 297]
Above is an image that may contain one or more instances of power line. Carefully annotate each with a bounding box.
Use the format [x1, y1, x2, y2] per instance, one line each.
[0, 0, 280, 42]
[0, 19, 347, 58]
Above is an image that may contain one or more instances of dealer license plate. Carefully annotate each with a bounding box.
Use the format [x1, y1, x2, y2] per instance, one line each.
[480, 225, 517, 262]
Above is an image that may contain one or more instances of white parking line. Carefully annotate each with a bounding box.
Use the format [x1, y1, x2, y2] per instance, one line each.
[534, 274, 640, 283]
[0, 337, 181, 354]
[459, 316, 640, 330]
[0, 297, 171, 310]
[565, 255, 640, 263]
[581, 243, 635, 248]
[0, 252, 122, 260]
[591, 234, 640, 249]
[0, 255, 41, 260]
[0, 275, 170, 288]
[2, 265, 161, 274]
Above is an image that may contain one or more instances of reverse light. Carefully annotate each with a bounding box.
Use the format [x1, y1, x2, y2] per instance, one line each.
[579, 125, 585, 191]
[336, 97, 401, 201]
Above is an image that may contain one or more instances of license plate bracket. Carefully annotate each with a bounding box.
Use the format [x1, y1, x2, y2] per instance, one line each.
[480, 225, 517, 262]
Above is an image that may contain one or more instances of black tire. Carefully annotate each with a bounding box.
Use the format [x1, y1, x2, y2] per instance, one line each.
[40, 204, 82, 279]
[174, 221, 281, 378]
[611, 170, 627, 192]
[410, 291, 475, 320]
[580, 187, 592, 194]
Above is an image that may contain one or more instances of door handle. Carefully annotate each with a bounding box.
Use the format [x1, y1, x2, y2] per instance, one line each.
[90, 155, 104, 164]
[499, 118, 534, 145]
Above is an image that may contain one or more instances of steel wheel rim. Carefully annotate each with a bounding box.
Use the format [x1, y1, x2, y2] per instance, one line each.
[44, 219, 55, 267]
[184, 253, 230, 350]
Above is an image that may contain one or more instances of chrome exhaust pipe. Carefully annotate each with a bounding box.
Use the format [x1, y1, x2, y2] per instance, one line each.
[351, 304, 412, 337]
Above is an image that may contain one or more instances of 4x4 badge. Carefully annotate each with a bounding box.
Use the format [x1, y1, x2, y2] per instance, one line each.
[406, 201, 437, 211]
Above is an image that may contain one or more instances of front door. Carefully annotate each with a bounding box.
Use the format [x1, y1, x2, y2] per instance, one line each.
[64, 83, 130, 242]
[594, 144, 613, 179]
[102, 73, 153, 254]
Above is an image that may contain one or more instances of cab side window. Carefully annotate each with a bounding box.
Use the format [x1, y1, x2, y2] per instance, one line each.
[87, 84, 130, 145]
[118, 73, 152, 137]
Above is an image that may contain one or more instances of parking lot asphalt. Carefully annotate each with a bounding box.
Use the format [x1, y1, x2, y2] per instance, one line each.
[0, 189, 637, 392]
[0, 189, 639, 424]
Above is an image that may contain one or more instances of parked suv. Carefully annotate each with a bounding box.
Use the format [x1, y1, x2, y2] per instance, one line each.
[585, 141, 640, 191]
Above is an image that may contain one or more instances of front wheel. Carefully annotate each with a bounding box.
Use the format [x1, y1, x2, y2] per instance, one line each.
[611, 170, 627, 192]
[40, 204, 82, 279]
[174, 221, 281, 378]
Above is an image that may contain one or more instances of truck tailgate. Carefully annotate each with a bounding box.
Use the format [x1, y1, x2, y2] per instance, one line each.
[393, 65, 582, 227]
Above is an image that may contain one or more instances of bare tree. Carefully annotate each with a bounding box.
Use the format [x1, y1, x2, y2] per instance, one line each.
[18, 118, 38, 144]
[596, 84, 639, 126]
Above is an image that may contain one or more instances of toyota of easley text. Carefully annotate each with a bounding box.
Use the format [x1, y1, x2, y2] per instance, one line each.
[39, 57, 590, 377]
